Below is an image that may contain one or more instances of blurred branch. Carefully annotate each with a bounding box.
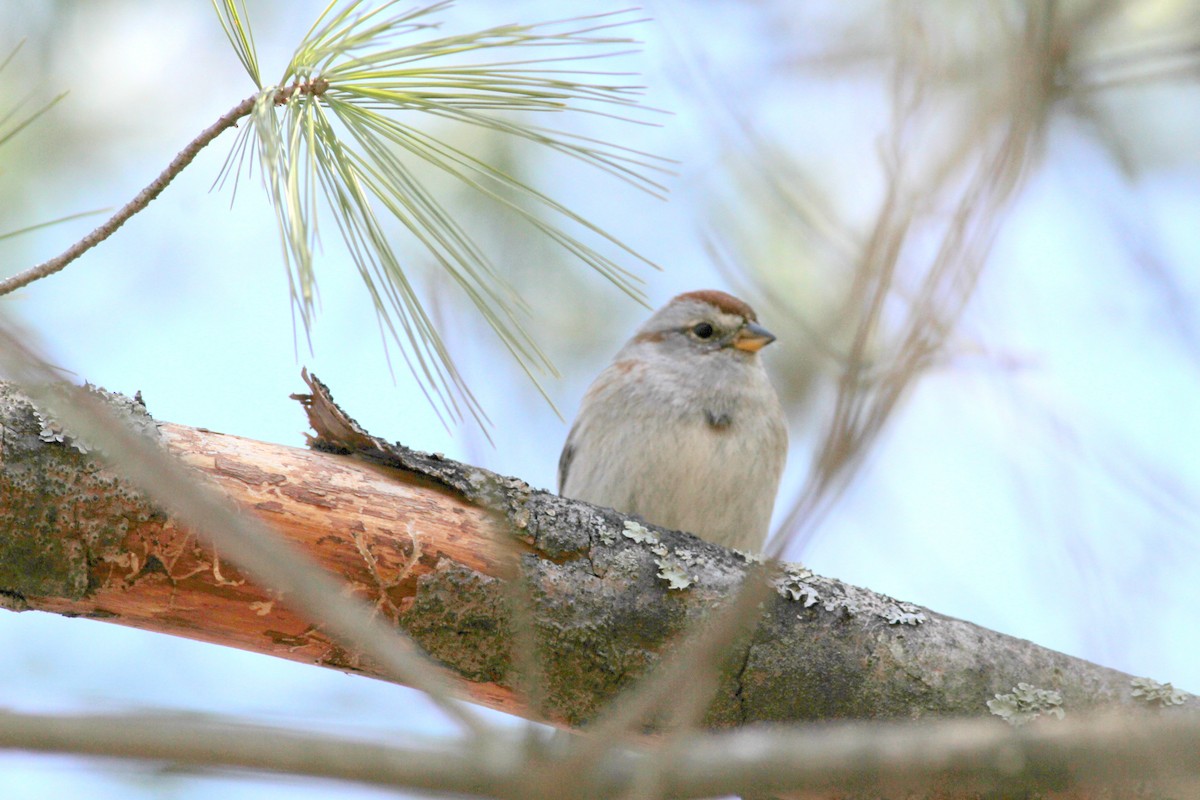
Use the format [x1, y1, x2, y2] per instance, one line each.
[549, 559, 776, 787]
[1, 707, 1198, 798]
[0, 209, 112, 243]
[662, 1, 1198, 557]
[1072, 34, 1200, 92]
[0, 708, 518, 797]
[0, 39, 67, 151]
[770, 3, 1061, 551]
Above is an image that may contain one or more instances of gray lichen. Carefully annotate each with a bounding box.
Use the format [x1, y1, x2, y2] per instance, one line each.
[1130, 676, 1188, 708]
[883, 606, 928, 626]
[35, 409, 91, 452]
[31, 385, 155, 455]
[774, 566, 820, 608]
[771, 565, 926, 625]
[732, 548, 763, 564]
[622, 520, 657, 545]
[0, 382, 161, 600]
[655, 558, 694, 591]
[987, 682, 1065, 726]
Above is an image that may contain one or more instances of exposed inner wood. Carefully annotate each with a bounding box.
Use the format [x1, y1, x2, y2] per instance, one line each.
[31, 422, 522, 715]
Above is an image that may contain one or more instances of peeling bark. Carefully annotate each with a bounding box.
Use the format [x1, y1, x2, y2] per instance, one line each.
[0, 378, 1194, 728]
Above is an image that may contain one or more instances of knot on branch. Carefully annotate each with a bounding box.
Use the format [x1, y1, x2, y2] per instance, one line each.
[274, 78, 330, 105]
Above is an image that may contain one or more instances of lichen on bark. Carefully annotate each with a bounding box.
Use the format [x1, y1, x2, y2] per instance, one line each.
[0, 383, 162, 599]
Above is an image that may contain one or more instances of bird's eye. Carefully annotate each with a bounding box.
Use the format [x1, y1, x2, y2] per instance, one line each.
[691, 322, 715, 339]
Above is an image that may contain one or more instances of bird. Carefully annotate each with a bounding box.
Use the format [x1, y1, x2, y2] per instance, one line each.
[558, 289, 787, 552]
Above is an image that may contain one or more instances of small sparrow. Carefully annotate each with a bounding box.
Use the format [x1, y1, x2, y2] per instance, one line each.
[559, 290, 787, 552]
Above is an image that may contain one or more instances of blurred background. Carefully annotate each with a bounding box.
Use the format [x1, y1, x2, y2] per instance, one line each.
[1, 0, 1198, 797]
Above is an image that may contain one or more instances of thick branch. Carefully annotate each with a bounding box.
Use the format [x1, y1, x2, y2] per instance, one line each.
[0, 378, 1193, 728]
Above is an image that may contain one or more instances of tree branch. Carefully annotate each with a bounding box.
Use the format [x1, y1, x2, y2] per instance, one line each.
[0, 375, 1192, 730]
[0, 94, 257, 297]
[0, 341, 488, 736]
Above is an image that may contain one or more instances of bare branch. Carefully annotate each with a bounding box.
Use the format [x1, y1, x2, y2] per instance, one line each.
[0, 707, 1196, 799]
[0, 95, 256, 297]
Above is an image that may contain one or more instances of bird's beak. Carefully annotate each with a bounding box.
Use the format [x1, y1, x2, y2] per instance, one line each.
[731, 322, 776, 352]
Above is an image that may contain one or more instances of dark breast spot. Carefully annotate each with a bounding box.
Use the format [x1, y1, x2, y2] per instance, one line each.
[705, 409, 733, 429]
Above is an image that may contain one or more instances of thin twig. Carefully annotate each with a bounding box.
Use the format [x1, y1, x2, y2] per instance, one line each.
[0, 94, 258, 298]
